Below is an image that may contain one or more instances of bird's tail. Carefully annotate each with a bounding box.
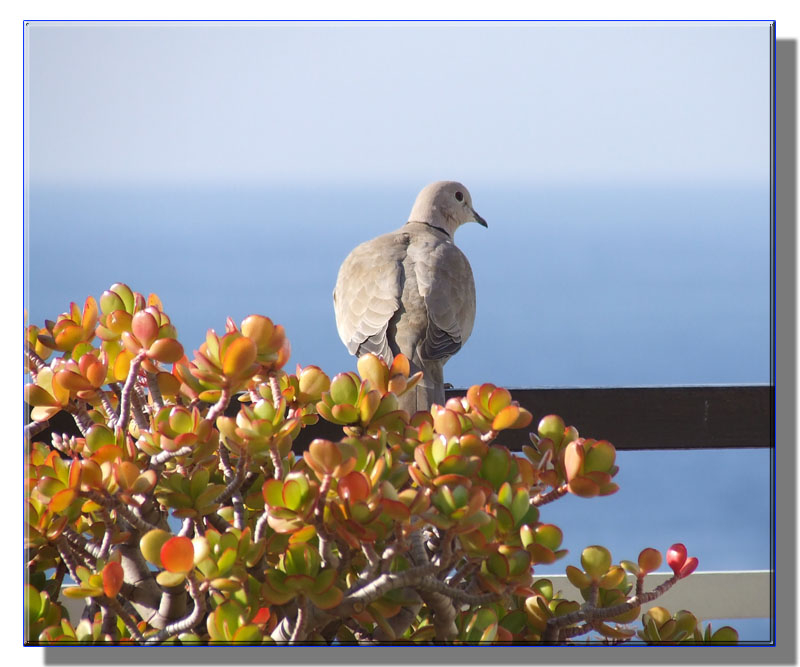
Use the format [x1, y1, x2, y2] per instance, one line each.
[397, 354, 445, 416]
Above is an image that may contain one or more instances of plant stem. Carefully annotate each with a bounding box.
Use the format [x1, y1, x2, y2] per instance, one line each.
[206, 388, 230, 423]
[532, 484, 568, 507]
[117, 351, 146, 433]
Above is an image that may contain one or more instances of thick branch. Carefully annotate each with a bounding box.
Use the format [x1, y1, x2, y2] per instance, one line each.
[67, 403, 94, 437]
[372, 591, 423, 642]
[268, 375, 282, 410]
[417, 578, 508, 606]
[103, 595, 146, 643]
[147, 575, 205, 644]
[25, 346, 48, 376]
[98, 389, 119, 424]
[217, 448, 248, 529]
[128, 383, 151, 431]
[254, 512, 270, 544]
[289, 596, 308, 644]
[85, 490, 160, 534]
[145, 372, 164, 411]
[205, 512, 231, 533]
[150, 446, 193, 465]
[205, 388, 230, 423]
[408, 530, 456, 641]
[117, 351, 146, 433]
[215, 449, 248, 505]
[532, 484, 569, 507]
[24, 419, 50, 441]
[268, 444, 284, 480]
[542, 573, 682, 642]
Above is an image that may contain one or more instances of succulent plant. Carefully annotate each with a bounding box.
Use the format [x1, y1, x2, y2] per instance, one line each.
[23, 284, 734, 646]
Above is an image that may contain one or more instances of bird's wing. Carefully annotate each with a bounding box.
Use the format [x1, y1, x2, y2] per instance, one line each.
[407, 238, 476, 361]
[333, 231, 407, 361]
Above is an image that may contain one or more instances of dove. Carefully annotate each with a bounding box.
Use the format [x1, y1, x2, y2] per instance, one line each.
[333, 180, 486, 414]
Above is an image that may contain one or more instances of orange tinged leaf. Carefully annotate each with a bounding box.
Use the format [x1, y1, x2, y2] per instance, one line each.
[638, 548, 662, 574]
[565, 564, 592, 589]
[567, 476, 599, 498]
[131, 311, 159, 348]
[24, 384, 57, 407]
[113, 348, 134, 382]
[598, 482, 619, 496]
[584, 470, 612, 487]
[31, 405, 61, 421]
[221, 336, 257, 379]
[487, 387, 512, 415]
[306, 439, 342, 475]
[160, 536, 195, 573]
[114, 461, 140, 490]
[338, 471, 371, 503]
[68, 459, 82, 489]
[50, 372, 71, 405]
[108, 310, 132, 335]
[53, 322, 83, 351]
[148, 338, 184, 364]
[563, 441, 584, 481]
[389, 354, 410, 378]
[147, 292, 164, 309]
[55, 370, 93, 393]
[381, 498, 411, 521]
[102, 561, 124, 597]
[241, 315, 275, 352]
[91, 444, 123, 464]
[357, 354, 389, 394]
[157, 371, 181, 397]
[433, 408, 461, 439]
[81, 296, 98, 339]
[466, 385, 483, 413]
[49, 488, 77, 513]
[387, 375, 407, 395]
[80, 460, 103, 489]
[598, 565, 626, 589]
[84, 360, 107, 388]
[512, 407, 533, 429]
[492, 404, 520, 431]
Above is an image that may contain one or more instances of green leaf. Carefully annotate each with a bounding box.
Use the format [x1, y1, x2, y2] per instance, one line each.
[216, 547, 237, 577]
[311, 568, 337, 594]
[25, 585, 42, 624]
[308, 584, 344, 610]
[232, 624, 262, 643]
[497, 482, 513, 509]
[262, 478, 285, 508]
[711, 626, 738, 643]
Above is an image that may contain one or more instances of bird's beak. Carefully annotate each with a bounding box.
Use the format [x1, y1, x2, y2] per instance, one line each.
[471, 208, 488, 228]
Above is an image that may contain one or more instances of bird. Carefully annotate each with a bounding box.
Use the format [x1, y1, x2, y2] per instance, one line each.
[333, 180, 487, 414]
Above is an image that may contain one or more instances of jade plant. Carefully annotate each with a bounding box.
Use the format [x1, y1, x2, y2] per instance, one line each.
[24, 283, 739, 645]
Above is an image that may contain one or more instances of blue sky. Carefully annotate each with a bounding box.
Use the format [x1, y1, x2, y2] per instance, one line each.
[27, 21, 769, 188]
[22, 20, 774, 642]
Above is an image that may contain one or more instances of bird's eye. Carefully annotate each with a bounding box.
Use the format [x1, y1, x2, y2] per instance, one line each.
[455, 191, 464, 202]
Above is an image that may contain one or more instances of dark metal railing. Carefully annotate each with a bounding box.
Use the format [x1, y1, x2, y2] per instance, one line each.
[25, 385, 773, 452]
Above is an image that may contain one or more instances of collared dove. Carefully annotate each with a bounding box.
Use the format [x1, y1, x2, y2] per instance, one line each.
[333, 180, 487, 414]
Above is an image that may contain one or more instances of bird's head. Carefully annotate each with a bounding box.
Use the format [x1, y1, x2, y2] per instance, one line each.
[407, 181, 487, 237]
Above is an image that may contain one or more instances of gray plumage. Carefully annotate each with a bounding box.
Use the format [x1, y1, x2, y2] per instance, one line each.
[333, 181, 487, 414]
